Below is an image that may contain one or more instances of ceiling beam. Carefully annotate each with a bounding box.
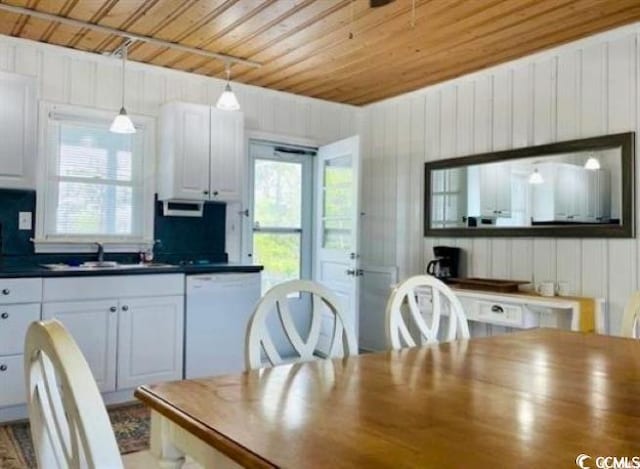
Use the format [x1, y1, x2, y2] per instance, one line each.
[0, 3, 262, 68]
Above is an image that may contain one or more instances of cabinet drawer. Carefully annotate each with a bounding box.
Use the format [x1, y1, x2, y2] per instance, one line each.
[0, 355, 26, 407]
[476, 301, 525, 326]
[0, 303, 40, 355]
[0, 278, 42, 304]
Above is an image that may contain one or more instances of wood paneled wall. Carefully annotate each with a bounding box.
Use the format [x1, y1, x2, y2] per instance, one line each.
[360, 24, 640, 335]
[0, 35, 358, 146]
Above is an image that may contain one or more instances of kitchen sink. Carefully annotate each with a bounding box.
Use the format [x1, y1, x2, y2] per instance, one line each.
[41, 262, 174, 271]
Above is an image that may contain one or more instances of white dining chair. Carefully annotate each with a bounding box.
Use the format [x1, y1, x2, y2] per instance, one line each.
[385, 275, 470, 350]
[245, 279, 357, 370]
[621, 291, 640, 338]
[24, 319, 164, 469]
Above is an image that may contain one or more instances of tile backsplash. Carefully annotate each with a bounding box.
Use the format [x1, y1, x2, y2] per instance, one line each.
[0, 189, 227, 265]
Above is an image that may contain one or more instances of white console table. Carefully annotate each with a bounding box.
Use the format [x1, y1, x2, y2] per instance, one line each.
[416, 287, 605, 335]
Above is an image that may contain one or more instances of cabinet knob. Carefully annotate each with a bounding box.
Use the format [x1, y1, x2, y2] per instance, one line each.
[0, 312, 8, 319]
[203, 190, 209, 195]
[0, 364, 6, 372]
[109, 306, 117, 313]
[1, 289, 9, 295]
[213, 190, 219, 196]
[121, 305, 129, 312]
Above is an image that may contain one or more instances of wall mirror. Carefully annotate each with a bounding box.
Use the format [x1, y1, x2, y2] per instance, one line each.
[424, 132, 635, 238]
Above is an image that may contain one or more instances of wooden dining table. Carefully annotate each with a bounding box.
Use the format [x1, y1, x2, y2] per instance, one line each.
[135, 329, 640, 468]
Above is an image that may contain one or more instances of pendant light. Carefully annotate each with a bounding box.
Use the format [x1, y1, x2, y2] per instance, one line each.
[110, 41, 136, 134]
[584, 154, 600, 170]
[216, 62, 240, 111]
[528, 168, 544, 185]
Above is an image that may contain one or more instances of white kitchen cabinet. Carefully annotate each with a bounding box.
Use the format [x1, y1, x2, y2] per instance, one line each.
[117, 295, 184, 389]
[159, 101, 244, 203]
[0, 71, 36, 189]
[42, 275, 185, 393]
[0, 278, 42, 409]
[42, 300, 118, 393]
[0, 354, 26, 407]
[479, 163, 511, 218]
[533, 163, 610, 222]
[210, 107, 244, 202]
[159, 102, 210, 201]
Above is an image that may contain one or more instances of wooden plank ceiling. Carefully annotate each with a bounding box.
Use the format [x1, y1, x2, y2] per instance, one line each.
[1, 0, 640, 105]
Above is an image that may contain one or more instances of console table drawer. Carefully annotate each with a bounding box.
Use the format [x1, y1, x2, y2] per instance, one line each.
[475, 301, 537, 328]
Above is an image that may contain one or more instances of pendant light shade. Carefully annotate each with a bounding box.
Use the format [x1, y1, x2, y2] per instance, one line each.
[111, 41, 136, 134]
[110, 107, 136, 134]
[216, 64, 240, 111]
[584, 156, 600, 170]
[528, 168, 544, 185]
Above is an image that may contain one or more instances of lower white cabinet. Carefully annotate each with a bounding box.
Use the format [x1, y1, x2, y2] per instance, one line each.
[117, 295, 184, 389]
[0, 354, 26, 407]
[42, 275, 185, 393]
[42, 300, 119, 392]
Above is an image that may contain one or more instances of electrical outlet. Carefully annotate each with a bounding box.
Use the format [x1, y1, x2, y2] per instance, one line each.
[19, 212, 32, 231]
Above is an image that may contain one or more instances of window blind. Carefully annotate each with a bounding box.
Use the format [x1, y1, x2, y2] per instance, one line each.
[45, 122, 144, 239]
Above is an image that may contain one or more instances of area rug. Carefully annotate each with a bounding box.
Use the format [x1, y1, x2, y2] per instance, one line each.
[0, 404, 150, 468]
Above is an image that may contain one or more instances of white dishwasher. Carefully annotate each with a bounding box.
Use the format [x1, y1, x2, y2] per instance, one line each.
[185, 273, 261, 379]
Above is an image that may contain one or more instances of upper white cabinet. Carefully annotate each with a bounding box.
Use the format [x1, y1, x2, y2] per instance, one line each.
[158, 102, 244, 203]
[0, 71, 36, 189]
[479, 163, 512, 218]
[533, 163, 610, 222]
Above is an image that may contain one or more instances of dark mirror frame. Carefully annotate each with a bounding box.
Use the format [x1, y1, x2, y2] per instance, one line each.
[424, 132, 635, 238]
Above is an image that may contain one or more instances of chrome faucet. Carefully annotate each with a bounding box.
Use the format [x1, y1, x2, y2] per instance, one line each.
[95, 242, 105, 263]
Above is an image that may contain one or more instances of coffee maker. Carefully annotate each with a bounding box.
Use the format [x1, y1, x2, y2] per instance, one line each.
[426, 246, 461, 282]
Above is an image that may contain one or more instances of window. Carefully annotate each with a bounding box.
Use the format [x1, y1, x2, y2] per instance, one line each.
[36, 104, 154, 252]
[249, 141, 314, 293]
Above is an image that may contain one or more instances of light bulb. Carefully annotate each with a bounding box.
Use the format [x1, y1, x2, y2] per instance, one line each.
[584, 157, 600, 170]
[216, 82, 240, 111]
[110, 107, 136, 134]
[528, 168, 544, 185]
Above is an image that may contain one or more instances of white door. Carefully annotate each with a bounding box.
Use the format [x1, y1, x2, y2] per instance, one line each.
[0, 71, 36, 189]
[42, 300, 118, 392]
[173, 102, 210, 200]
[117, 295, 184, 389]
[210, 108, 244, 202]
[314, 135, 361, 346]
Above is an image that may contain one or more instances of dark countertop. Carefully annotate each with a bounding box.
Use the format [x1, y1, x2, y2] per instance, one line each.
[0, 263, 263, 279]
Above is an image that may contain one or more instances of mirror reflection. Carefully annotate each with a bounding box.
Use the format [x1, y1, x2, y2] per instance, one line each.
[430, 148, 622, 229]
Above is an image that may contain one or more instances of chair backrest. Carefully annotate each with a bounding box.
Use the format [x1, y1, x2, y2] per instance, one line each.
[385, 275, 470, 350]
[245, 279, 357, 370]
[621, 291, 640, 338]
[24, 320, 123, 469]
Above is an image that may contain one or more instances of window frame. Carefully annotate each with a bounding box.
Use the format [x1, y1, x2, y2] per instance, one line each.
[34, 102, 156, 253]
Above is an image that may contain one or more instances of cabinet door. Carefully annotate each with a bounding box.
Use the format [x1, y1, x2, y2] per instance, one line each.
[117, 295, 184, 390]
[479, 164, 497, 216]
[171, 103, 211, 200]
[42, 300, 118, 392]
[0, 71, 36, 189]
[210, 108, 244, 202]
[494, 164, 512, 217]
